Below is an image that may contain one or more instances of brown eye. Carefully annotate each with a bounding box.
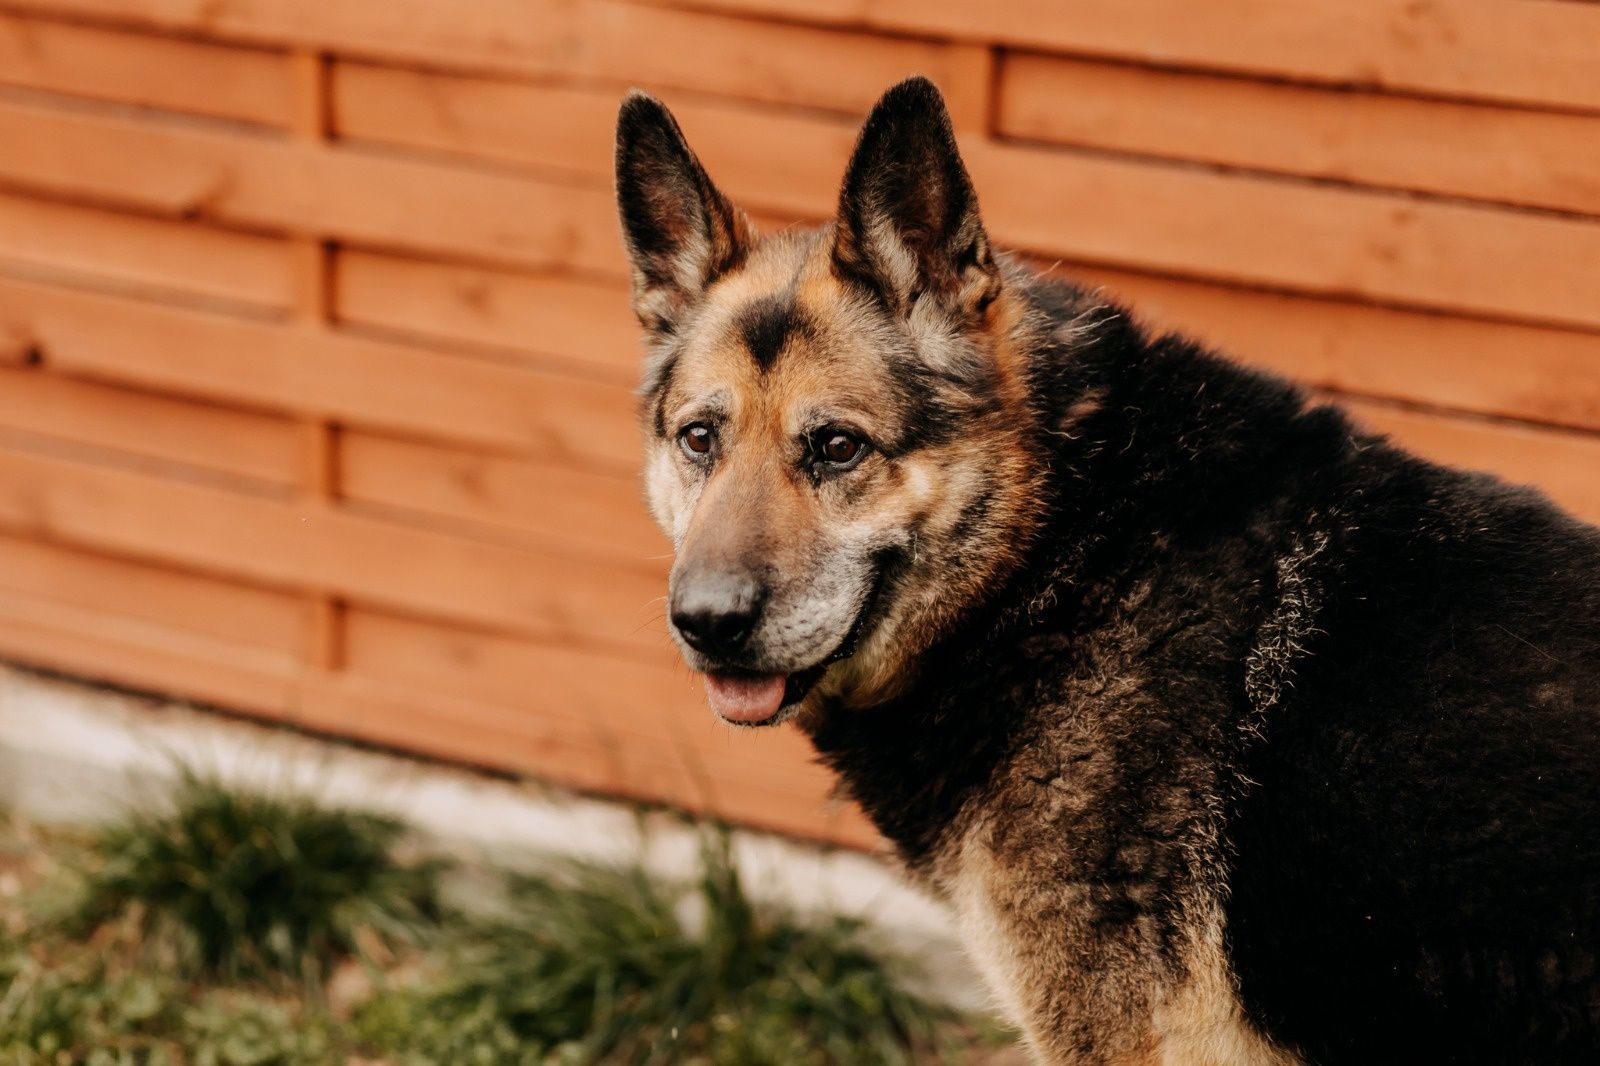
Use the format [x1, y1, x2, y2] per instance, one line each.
[816, 430, 865, 468]
[679, 423, 714, 457]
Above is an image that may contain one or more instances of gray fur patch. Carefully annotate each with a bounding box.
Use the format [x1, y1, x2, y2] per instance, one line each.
[1245, 525, 1331, 727]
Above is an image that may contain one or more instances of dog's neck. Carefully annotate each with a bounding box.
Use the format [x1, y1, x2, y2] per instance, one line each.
[799, 267, 1352, 868]
[795, 272, 1107, 866]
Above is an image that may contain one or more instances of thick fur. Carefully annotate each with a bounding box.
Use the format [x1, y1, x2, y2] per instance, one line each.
[617, 78, 1600, 1064]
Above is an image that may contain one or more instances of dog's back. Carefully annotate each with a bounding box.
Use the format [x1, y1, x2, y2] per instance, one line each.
[1226, 439, 1600, 1062]
[1010, 281, 1600, 1061]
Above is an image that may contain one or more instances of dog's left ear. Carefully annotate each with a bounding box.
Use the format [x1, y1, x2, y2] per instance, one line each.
[616, 91, 754, 334]
[833, 77, 999, 320]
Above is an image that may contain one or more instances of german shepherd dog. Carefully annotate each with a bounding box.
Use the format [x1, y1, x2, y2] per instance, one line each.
[613, 77, 1600, 1064]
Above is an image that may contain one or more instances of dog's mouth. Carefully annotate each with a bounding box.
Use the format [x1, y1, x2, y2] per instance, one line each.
[702, 568, 888, 728]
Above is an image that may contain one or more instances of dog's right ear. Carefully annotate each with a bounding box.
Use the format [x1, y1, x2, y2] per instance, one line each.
[615, 92, 753, 335]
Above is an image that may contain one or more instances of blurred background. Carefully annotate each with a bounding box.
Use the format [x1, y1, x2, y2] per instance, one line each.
[0, 0, 1596, 858]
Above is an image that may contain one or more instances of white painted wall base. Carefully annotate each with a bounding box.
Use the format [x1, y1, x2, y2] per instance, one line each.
[0, 662, 991, 1010]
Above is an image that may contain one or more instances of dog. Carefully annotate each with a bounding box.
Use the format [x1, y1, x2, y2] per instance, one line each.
[613, 76, 1600, 1064]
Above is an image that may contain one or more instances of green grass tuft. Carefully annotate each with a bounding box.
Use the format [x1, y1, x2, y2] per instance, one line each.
[355, 832, 979, 1066]
[1, 784, 1010, 1063]
[179, 993, 341, 1066]
[59, 771, 444, 985]
[0, 942, 345, 1065]
[0, 943, 180, 1064]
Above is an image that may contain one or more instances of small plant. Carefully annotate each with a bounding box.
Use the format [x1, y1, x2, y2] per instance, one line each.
[59, 770, 443, 985]
[180, 993, 340, 1066]
[1, 785, 1008, 1063]
[0, 944, 346, 1066]
[356, 832, 977, 1066]
[0, 943, 179, 1064]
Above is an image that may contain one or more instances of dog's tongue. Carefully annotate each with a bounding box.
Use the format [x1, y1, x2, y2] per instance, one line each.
[704, 672, 787, 723]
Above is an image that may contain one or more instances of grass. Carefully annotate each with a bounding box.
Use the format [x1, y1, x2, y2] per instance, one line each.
[58, 770, 443, 986]
[0, 777, 1007, 1064]
[354, 833, 973, 1065]
[0, 946, 340, 1065]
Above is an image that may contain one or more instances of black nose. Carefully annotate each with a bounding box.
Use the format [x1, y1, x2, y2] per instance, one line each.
[670, 570, 767, 658]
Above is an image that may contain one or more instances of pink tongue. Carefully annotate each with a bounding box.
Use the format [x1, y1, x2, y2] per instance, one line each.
[704, 672, 788, 723]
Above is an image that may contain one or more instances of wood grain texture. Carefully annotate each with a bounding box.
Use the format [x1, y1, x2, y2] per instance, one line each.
[0, 582, 875, 844]
[0, 444, 669, 652]
[0, 0, 1594, 850]
[1343, 399, 1600, 527]
[966, 140, 1600, 332]
[342, 608, 867, 827]
[624, 0, 1600, 113]
[340, 432, 666, 564]
[0, 532, 303, 656]
[333, 250, 639, 384]
[999, 54, 1600, 217]
[1075, 266, 1600, 434]
[304, 68, 1600, 328]
[9, 90, 1599, 329]
[0, 11, 293, 124]
[0, 0, 990, 121]
[0, 364, 300, 485]
[0, 190, 295, 309]
[329, 62, 860, 224]
[0, 273, 640, 470]
[0, 95, 625, 276]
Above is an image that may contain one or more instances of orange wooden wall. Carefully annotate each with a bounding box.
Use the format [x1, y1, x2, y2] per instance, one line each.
[0, 0, 1596, 847]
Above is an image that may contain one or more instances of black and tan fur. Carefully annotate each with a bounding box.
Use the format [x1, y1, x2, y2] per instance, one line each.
[615, 77, 1600, 1064]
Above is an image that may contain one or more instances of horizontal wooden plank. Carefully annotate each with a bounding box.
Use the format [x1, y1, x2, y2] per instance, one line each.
[966, 140, 1600, 333]
[0, 365, 300, 484]
[343, 609, 698, 735]
[0, 95, 623, 276]
[0, 273, 639, 470]
[634, 0, 1600, 114]
[341, 432, 664, 564]
[999, 54, 1600, 217]
[0, 0, 989, 123]
[342, 609, 867, 829]
[0, 190, 295, 309]
[0, 587, 874, 845]
[0, 584, 301, 707]
[329, 62, 859, 221]
[1077, 266, 1600, 433]
[0, 532, 302, 656]
[0, 443, 667, 652]
[330, 63, 612, 178]
[0, 10, 292, 124]
[0, 587, 583, 807]
[1343, 400, 1600, 527]
[333, 250, 640, 385]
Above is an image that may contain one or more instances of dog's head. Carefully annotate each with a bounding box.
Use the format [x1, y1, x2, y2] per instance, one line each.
[616, 77, 1043, 726]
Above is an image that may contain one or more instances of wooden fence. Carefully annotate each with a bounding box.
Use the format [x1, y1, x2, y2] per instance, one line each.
[0, 0, 1596, 847]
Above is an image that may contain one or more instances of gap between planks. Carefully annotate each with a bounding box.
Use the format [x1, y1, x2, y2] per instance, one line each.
[289, 50, 344, 673]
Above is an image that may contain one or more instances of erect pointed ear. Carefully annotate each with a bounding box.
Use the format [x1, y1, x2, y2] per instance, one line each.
[615, 91, 754, 334]
[833, 76, 999, 320]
